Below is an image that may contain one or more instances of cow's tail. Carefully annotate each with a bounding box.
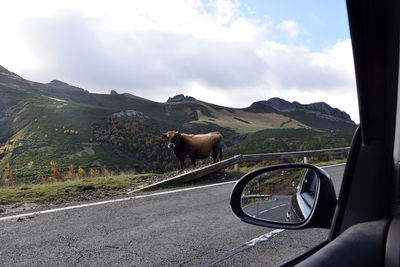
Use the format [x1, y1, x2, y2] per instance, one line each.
[219, 148, 223, 161]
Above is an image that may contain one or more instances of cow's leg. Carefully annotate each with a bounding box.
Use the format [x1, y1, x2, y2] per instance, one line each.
[211, 151, 218, 163]
[212, 145, 222, 163]
[179, 158, 185, 170]
[190, 157, 196, 167]
[212, 144, 222, 163]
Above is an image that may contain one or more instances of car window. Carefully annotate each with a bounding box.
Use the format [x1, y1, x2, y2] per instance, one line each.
[0, 1, 357, 266]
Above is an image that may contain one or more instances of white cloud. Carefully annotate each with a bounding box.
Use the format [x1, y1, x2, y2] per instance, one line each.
[0, 0, 358, 122]
[256, 39, 355, 90]
[211, 0, 237, 24]
[279, 19, 300, 40]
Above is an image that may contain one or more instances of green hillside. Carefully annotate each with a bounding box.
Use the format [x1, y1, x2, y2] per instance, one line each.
[224, 128, 353, 158]
[0, 65, 357, 182]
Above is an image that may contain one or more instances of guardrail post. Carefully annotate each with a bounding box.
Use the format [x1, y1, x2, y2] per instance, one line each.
[303, 157, 308, 164]
[234, 163, 240, 172]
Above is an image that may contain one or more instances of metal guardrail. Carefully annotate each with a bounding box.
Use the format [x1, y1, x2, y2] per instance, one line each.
[134, 147, 350, 192]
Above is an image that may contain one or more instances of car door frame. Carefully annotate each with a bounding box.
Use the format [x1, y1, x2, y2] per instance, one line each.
[279, 0, 400, 265]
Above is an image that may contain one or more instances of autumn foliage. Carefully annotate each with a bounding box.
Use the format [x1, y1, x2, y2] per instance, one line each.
[1, 161, 116, 187]
[5, 163, 16, 185]
[50, 161, 64, 181]
[66, 164, 77, 179]
[77, 167, 87, 178]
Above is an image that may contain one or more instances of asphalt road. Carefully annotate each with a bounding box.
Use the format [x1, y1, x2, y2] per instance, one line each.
[0, 164, 345, 267]
[242, 196, 291, 222]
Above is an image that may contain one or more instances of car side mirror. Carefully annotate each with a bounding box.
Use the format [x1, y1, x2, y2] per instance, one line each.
[230, 164, 337, 229]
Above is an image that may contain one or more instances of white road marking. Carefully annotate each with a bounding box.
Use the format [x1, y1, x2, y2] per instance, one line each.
[0, 163, 345, 222]
[259, 203, 288, 215]
[320, 162, 346, 168]
[200, 229, 285, 266]
[0, 181, 237, 222]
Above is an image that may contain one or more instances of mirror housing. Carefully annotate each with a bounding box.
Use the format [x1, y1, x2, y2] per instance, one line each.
[230, 163, 337, 229]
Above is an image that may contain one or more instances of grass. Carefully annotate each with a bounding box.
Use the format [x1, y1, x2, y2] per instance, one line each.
[224, 128, 352, 158]
[0, 158, 347, 208]
[0, 174, 156, 206]
[193, 107, 309, 134]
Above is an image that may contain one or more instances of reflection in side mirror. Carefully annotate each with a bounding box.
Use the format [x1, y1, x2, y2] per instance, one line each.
[241, 167, 318, 224]
[231, 163, 337, 229]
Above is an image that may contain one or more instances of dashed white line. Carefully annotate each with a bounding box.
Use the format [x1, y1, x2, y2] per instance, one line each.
[199, 229, 285, 266]
[259, 203, 288, 215]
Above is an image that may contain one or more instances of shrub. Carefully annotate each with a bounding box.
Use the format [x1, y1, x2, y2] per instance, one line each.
[42, 176, 55, 183]
[50, 161, 64, 181]
[78, 167, 86, 178]
[5, 163, 16, 185]
[66, 164, 76, 179]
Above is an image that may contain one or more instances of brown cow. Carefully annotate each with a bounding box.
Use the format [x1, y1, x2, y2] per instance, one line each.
[161, 131, 223, 169]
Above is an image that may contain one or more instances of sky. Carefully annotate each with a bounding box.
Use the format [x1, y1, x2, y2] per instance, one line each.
[0, 0, 359, 123]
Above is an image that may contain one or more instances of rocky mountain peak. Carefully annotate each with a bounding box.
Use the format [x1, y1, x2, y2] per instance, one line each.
[47, 79, 88, 94]
[252, 97, 353, 123]
[50, 80, 70, 86]
[167, 94, 196, 103]
[259, 97, 297, 111]
[302, 102, 352, 121]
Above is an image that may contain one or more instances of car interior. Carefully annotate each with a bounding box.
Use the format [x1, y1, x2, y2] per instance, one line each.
[230, 0, 400, 266]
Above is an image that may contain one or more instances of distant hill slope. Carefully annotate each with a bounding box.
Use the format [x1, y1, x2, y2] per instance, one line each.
[0, 66, 357, 181]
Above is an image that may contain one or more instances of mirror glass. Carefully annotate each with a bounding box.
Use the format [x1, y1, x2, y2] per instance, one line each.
[241, 167, 319, 224]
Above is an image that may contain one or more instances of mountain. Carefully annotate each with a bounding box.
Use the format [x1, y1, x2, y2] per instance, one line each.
[0, 66, 357, 181]
[248, 97, 353, 123]
[167, 94, 197, 103]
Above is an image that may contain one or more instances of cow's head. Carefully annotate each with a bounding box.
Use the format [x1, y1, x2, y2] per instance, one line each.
[161, 131, 181, 149]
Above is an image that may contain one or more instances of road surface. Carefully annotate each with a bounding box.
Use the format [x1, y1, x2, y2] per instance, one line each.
[0, 164, 345, 266]
[242, 196, 291, 222]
